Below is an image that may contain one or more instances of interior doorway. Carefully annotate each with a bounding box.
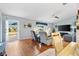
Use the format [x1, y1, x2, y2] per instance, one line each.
[6, 20, 19, 42]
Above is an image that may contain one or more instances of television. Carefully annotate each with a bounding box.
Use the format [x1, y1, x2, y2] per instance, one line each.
[58, 25, 71, 31]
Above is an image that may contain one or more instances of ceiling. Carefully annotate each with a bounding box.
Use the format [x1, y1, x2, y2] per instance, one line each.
[0, 3, 78, 23]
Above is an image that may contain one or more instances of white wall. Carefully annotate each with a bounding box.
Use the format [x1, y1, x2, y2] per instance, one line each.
[55, 16, 76, 25]
[54, 16, 76, 32]
[0, 11, 2, 42]
[1, 13, 53, 40]
[54, 16, 76, 42]
[1, 13, 76, 41]
[1, 14, 36, 40]
[19, 19, 36, 40]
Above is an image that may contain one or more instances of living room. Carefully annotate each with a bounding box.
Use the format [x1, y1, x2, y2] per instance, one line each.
[0, 3, 79, 56]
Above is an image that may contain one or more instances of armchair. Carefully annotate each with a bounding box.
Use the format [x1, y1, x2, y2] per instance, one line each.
[39, 32, 52, 45]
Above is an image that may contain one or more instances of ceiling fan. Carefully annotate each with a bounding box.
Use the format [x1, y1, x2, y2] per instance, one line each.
[50, 3, 68, 19]
[50, 14, 60, 19]
[62, 3, 67, 5]
[54, 16, 59, 19]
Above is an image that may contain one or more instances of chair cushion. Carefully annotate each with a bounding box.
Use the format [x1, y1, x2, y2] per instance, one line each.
[63, 34, 72, 42]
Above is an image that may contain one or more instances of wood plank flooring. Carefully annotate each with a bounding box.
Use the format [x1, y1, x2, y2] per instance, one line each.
[6, 39, 54, 56]
[6, 38, 69, 56]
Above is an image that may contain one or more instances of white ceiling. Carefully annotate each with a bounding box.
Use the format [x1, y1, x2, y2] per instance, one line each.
[0, 3, 78, 22]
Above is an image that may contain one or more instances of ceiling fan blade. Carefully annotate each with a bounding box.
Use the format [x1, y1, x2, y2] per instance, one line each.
[54, 16, 59, 19]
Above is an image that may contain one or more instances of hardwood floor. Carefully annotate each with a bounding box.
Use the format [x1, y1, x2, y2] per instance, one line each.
[6, 38, 69, 56]
[6, 39, 54, 56]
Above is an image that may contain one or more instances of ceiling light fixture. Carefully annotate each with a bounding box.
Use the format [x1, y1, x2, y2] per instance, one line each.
[51, 14, 59, 19]
[62, 3, 67, 5]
